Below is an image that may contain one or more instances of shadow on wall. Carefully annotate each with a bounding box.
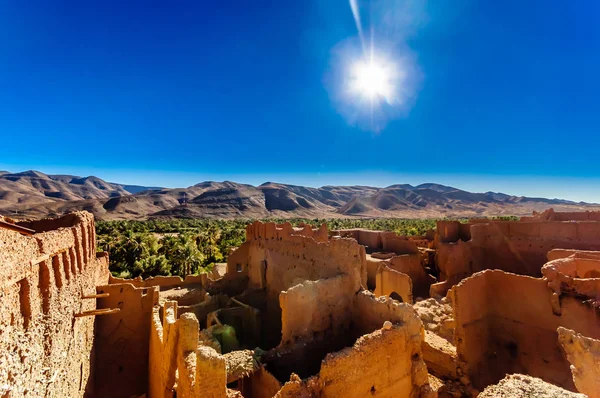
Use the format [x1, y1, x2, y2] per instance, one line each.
[93, 283, 159, 398]
[451, 269, 600, 391]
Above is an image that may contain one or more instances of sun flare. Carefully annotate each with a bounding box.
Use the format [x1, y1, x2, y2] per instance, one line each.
[350, 58, 394, 100]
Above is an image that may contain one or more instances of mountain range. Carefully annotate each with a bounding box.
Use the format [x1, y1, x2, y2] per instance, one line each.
[0, 170, 598, 220]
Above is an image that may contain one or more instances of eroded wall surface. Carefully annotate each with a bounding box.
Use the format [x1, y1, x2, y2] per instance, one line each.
[318, 326, 428, 398]
[558, 327, 600, 398]
[542, 255, 600, 302]
[318, 292, 432, 397]
[279, 274, 356, 345]
[434, 219, 600, 296]
[149, 303, 178, 398]
[524, 209, 600, 222]
[374, 264, 413, 303]
[228, 222, 367, 348]
[94, 283, 158, 398]
[335, 229, 421, 255]
[451, 270, 600, 391]
[0, 212, 109, 398]
[149, 306, 229, 398]
[269, 291, 433, 397]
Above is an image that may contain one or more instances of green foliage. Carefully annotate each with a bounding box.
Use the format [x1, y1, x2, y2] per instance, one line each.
[133, 254, 170, 279]
[96, 217, 464, 278]
[97, 219, 246, 278]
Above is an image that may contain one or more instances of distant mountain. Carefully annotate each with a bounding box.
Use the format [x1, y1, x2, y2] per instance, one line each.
[0, 171, 162, 216]
[113, 184, 164, 194]
[0, 170, 598, 220]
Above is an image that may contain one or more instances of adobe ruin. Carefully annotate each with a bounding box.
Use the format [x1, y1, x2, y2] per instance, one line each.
[1, 208, 599, 397]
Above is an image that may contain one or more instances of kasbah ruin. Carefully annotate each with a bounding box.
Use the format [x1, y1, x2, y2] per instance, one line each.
[1, 209, 600, 398]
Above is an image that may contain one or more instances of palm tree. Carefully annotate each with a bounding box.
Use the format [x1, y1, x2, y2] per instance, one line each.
[133, 254, 170, 278]
[162, 234, 206, 277]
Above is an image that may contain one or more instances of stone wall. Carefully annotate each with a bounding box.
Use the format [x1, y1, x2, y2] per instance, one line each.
[0, 212, 109, 398]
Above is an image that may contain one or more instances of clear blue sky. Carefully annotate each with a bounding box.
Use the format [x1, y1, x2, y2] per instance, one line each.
[1, 0, 599, 201]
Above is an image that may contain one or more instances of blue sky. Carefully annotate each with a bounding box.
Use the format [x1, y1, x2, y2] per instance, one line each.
[1, 0, 599, 201]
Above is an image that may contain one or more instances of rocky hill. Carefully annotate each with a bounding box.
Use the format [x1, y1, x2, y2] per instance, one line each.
[1, 170, 598, 220]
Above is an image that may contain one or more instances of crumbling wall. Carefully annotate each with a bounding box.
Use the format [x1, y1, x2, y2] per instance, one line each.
[388, 254, 431, 298]
[273, 374, 318, 397]
[548, 248, 600, 261]
[108, 273, 207, 289]
[422, 331, 458, 381]
[365, 254, 386, 290]
[269, 291, 433, 397]
[94, 283, 158, 398]
[435, 219, 600, 296]
[245, 221, 327, 243]
[335, 228, 421, 255]
[543, 256, 600, 301]
[280, 275, 356, 345]
[525, 208, 600, 222]
[175, 313, 227, 398]
[318, 325, 430, 398]
[352, 291, 422, 339]
[380, 231, 419, 254]
[437, 221, 461, 243]
[0, 212, 109, 398]
[451, 270, 600, 391]
[374, 264, 413, 303]
[352, 229, 383, 249]
[318, 291, 431, 397]
[468, 221, 600, 276]
[149, 302, 179, 398]
[433, 240, 472, 291]
[149, 303, 232, 398]
[239, 226, 367, 292]
[178, 294, 230, 329]
[229, 223, 367, 348]
[558, 327, 600, 398]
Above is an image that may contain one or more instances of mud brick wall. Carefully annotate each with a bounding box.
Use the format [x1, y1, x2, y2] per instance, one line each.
[0, 212, 109, 397]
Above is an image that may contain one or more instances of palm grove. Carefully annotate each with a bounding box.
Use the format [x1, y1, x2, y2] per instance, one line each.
[96, 218, 442, 279]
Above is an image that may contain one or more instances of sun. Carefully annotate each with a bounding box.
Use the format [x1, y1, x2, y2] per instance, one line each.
[350, 57, 394, 100]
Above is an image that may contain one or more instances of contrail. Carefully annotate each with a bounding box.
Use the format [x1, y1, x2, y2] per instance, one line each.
[349, 0, 366, 53]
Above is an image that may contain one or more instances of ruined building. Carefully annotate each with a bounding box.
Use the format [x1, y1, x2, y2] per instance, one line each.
[1, 208, 599, 397]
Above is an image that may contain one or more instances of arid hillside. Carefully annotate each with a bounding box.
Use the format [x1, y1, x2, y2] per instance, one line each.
[1, 170, 598, 220]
